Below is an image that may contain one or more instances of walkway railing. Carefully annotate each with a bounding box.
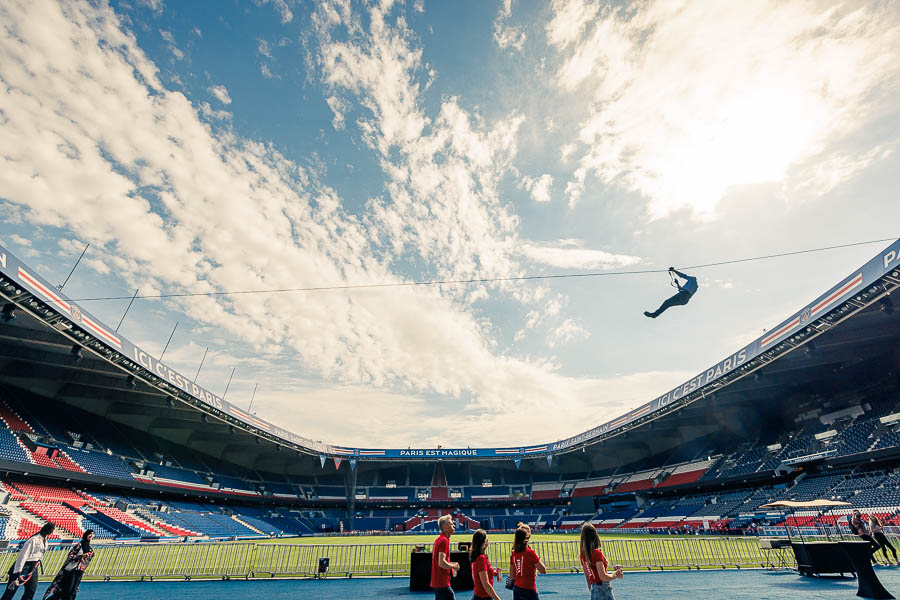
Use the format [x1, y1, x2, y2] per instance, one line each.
[0, 536, 790, 581]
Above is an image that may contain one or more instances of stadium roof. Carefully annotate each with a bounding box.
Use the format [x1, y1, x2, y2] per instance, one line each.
[0, 240, 899, 473]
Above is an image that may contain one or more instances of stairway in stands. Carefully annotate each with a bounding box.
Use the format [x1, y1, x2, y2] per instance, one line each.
[4, 503, 49, 539]
[231, 515, 265, 536]
[431, 464, 449, 500]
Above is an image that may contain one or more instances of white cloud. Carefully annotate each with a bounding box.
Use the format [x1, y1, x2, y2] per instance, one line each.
[549, 0, 900, 217]
[325, 96, 349, 130]
[260, 63, 278, 80]
[518, 240, 641, 270]
[254, 0, 293, 24]
[546, 0, 598, 49]
[0, 0, 642, 447]
[9, 234, 31, 248]
[493, 0, 527, 51]
[519, 173, 553, 203]
[784, 144, 895, 199]
[548, 318, 588, 348]
[199, 101, 232, 121]
[137, 0, 164, 16]
[208, 84, 231, 105]
[159, 29, 184, 60]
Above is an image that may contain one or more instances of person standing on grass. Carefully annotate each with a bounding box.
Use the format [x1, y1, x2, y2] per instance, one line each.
[432, 514, 460, 600]
[469, 529, 501, 600]
[870, 516, 898, 565]
[579, 522, 623, 600]
[510, 525, 547, 600]
[43, 530, 94, 600]
[2, 523, 55, 600]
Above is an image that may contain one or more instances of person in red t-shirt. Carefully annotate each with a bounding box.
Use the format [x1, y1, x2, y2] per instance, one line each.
[509, 525, 546, 600]
[579, 522, 622, 600]
[431, 515, 460, 600]
[469, 529, 502, 600]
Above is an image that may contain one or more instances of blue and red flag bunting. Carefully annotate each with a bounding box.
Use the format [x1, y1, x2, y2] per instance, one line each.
[546, 454, 553, 467]
[350, 458, 357, 471]
[334, 456, 343, 470]
[319, 454, 326, 469]
[514, 458, 522, 470]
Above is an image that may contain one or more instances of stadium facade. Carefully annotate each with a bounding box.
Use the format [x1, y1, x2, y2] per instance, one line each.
[0, 240, 898, 539]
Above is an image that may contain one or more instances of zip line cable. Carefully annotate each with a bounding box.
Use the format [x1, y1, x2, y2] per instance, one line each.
[71, 236, 898, 302]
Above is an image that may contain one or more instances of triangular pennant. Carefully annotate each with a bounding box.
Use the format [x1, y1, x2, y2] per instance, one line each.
[334, 456, 343, 470]
[546, 454, 553, 467]
[319, 454, 326, 469]
[514, 458, 522, 470]
[350, 458, 357, 471]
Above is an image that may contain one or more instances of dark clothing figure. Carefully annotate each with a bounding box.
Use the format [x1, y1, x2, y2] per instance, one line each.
[42, 571, 80, 600]
[3, 528, 53, 600]
[43, 539, 94, 600]
[849, 517, 880, 564]
[433, 588, 456, 600]
[644, 268, 698, 318]
[512, 588, 540, 600]
[873, 532, 897, 563]
[1, 562, 39, 600]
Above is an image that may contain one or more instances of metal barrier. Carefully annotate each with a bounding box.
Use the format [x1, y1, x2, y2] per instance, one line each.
[0, 537, 795, 581]
[760, 525, 900, 541]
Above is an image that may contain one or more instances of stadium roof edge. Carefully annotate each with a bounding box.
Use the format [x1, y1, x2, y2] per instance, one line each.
[1, 239, 899, 461]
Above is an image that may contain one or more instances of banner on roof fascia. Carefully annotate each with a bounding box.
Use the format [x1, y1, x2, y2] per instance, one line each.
[548, 238, 900, 453]
[326, 448, 532, 459]
[0, 243, 328, 454]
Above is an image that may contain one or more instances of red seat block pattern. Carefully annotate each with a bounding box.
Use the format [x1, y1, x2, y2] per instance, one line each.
[0, 402, 34, 433]
[20, 502, 82, 537]
[11, 482, 90, 504]
[53, 452, 88, 473]
[16, 517, 42, 539]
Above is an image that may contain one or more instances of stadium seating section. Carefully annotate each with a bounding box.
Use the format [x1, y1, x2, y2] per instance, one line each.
[0, 388, 898, 540]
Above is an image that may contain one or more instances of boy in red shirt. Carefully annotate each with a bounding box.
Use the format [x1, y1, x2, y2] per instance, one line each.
[509, 525, 546, 600]
[579, 522, 623, 599]
[431, 515, 460, 600]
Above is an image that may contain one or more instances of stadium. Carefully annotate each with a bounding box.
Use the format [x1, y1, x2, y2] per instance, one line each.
[2, 1, 900, 599]
[1, 238, 900, 598]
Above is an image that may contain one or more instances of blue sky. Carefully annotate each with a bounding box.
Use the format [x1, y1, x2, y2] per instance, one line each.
[1, 0, 899, 447]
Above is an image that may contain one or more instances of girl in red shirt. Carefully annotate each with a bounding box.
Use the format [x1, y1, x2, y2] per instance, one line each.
[469, 529, 501, 600]
[509, 525, 547, 600]
[580, 522, 623, 600]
